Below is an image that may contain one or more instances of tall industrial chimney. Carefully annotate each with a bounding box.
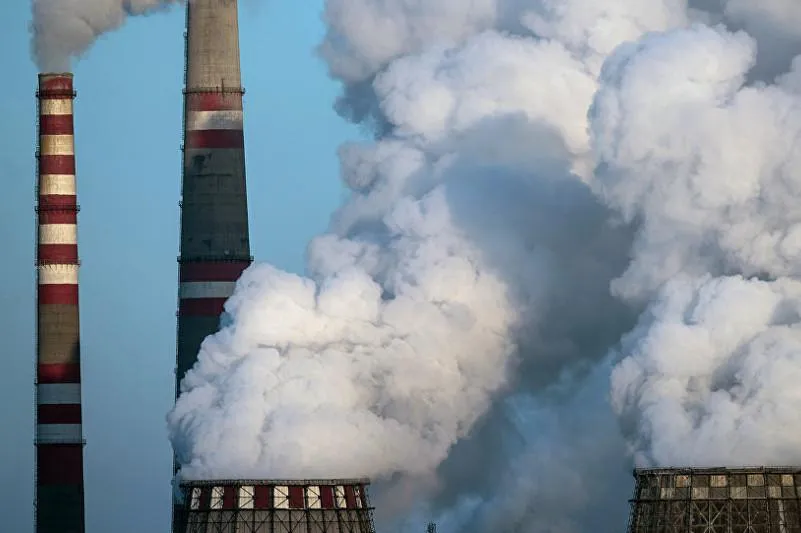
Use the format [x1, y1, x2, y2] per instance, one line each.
[176, 0, 252, 385]
[35, 73, 86, 533]
[177, 479, 378, 533]
[174, 0, 252, 528]
[625, 466, 801, 532]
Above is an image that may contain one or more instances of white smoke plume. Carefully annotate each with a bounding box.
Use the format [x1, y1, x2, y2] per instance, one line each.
[592, 21, 801, 468]
[611, 275, 801, 467]
[168, 29, 632, 481]
[31, 0, 179, 71]
[168, 0, 801, 531]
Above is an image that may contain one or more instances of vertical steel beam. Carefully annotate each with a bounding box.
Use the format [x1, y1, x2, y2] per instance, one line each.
[35, 72, 86, 533]
[174, 0, 252, 530]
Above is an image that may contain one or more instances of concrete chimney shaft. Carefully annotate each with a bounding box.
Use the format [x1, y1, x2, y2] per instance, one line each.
[174, 0, 252, 529]
[36, 72, 86, 533]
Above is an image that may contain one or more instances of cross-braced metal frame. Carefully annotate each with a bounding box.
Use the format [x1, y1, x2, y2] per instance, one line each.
[627, 467, 801, 533]
[184, 508, 375, 533]
[179, 479, 378, 533]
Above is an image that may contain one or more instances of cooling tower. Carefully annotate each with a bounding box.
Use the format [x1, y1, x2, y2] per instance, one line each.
[626, 467, 801, 533]
[35, 72, 86, 533]
[176, 479, 377, 533]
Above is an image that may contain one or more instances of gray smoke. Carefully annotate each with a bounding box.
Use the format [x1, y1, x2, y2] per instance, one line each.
[31, 0, 179, 71]
[167, 0, 801, 532]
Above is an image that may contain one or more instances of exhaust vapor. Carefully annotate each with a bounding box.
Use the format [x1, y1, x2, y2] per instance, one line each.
[31, 0, 179, 71]
[168, 0, 801, 531]
[595, 22, 801, 468]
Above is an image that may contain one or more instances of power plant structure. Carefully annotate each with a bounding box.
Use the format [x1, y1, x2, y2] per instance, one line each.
[173, 0, 252, 529]
[35, 72, 86, 533]
[177, 479, 378, 533]
[626, 467, 801, 532]
[23, 4, 801, 533]
[175, 0, 252, 395]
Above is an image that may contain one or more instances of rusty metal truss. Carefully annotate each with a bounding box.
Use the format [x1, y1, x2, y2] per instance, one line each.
[627, 467, 801, 533]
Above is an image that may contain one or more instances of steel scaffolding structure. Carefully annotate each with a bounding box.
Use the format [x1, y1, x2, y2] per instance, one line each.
[626, 467, 801, 533]
[178, 479, 377, 533]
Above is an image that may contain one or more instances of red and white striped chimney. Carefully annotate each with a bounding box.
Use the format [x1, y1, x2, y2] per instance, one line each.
[35, 72, 86, 533]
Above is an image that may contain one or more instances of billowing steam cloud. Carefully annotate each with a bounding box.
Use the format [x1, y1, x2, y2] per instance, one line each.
[611, 274, 801, 467]
[595, 22, 801, 468]
[31, 0, 179, 71]
[168, 0, 801, 531]
[167, 29, 631, 479]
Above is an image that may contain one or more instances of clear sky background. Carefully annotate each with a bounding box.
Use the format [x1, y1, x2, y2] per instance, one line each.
[0, 2, 359, 531]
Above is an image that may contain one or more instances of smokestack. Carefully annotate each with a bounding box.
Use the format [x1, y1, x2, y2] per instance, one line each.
[176, 479, 377, 532]
[175, 0, 251, 407]
[174, 0, 252, 527]
[626, 467, 801, 532]
[35, 72, 86, 533]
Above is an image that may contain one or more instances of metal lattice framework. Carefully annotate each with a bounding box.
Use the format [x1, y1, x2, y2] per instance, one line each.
[627, 467, 801, 533]
[178, 479, 377, 533]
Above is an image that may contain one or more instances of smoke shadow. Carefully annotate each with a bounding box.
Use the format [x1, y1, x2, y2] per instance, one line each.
[371, 112, 640, 532]
[436, 112, 638, 390]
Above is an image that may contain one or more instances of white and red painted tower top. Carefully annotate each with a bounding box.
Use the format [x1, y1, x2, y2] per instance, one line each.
[177, 479, 378, 532]
[35, 72, 86, 533]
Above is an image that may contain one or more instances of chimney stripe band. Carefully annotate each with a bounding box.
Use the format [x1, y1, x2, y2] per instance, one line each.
[37, 424, 83, 444]
[39, 175, 76, 195]
[38, 76, 74, 94]
[38, 404, 82, 424]
[179, 298, 227, 316]
[180, 281, 237, 299]
[38, 285, 79, 305]
[39, 244, 78, 264]
[39, 99, 73, 116]
[186, 93, 243, 112]
[38, 197, 78, 212]
[39, 155, 75, 175]
[37, 207, 78, 223]
[186, 110, 243, 131]
[38, 350, 80, 370]
[39, 224, 77, 245]
[38, 383, 81, 404]
[38, 115, 74, 135]
[38, 265, 79, 285]
[180, 261, 250, 282]
[185, 130, 244, 149]
[37, 445, 84, 485]
[38, 363, 81, 384]
[40, 135, 74, 156]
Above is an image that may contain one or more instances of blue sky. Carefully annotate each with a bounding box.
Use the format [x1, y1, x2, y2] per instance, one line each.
[0, 2, 359, 530]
